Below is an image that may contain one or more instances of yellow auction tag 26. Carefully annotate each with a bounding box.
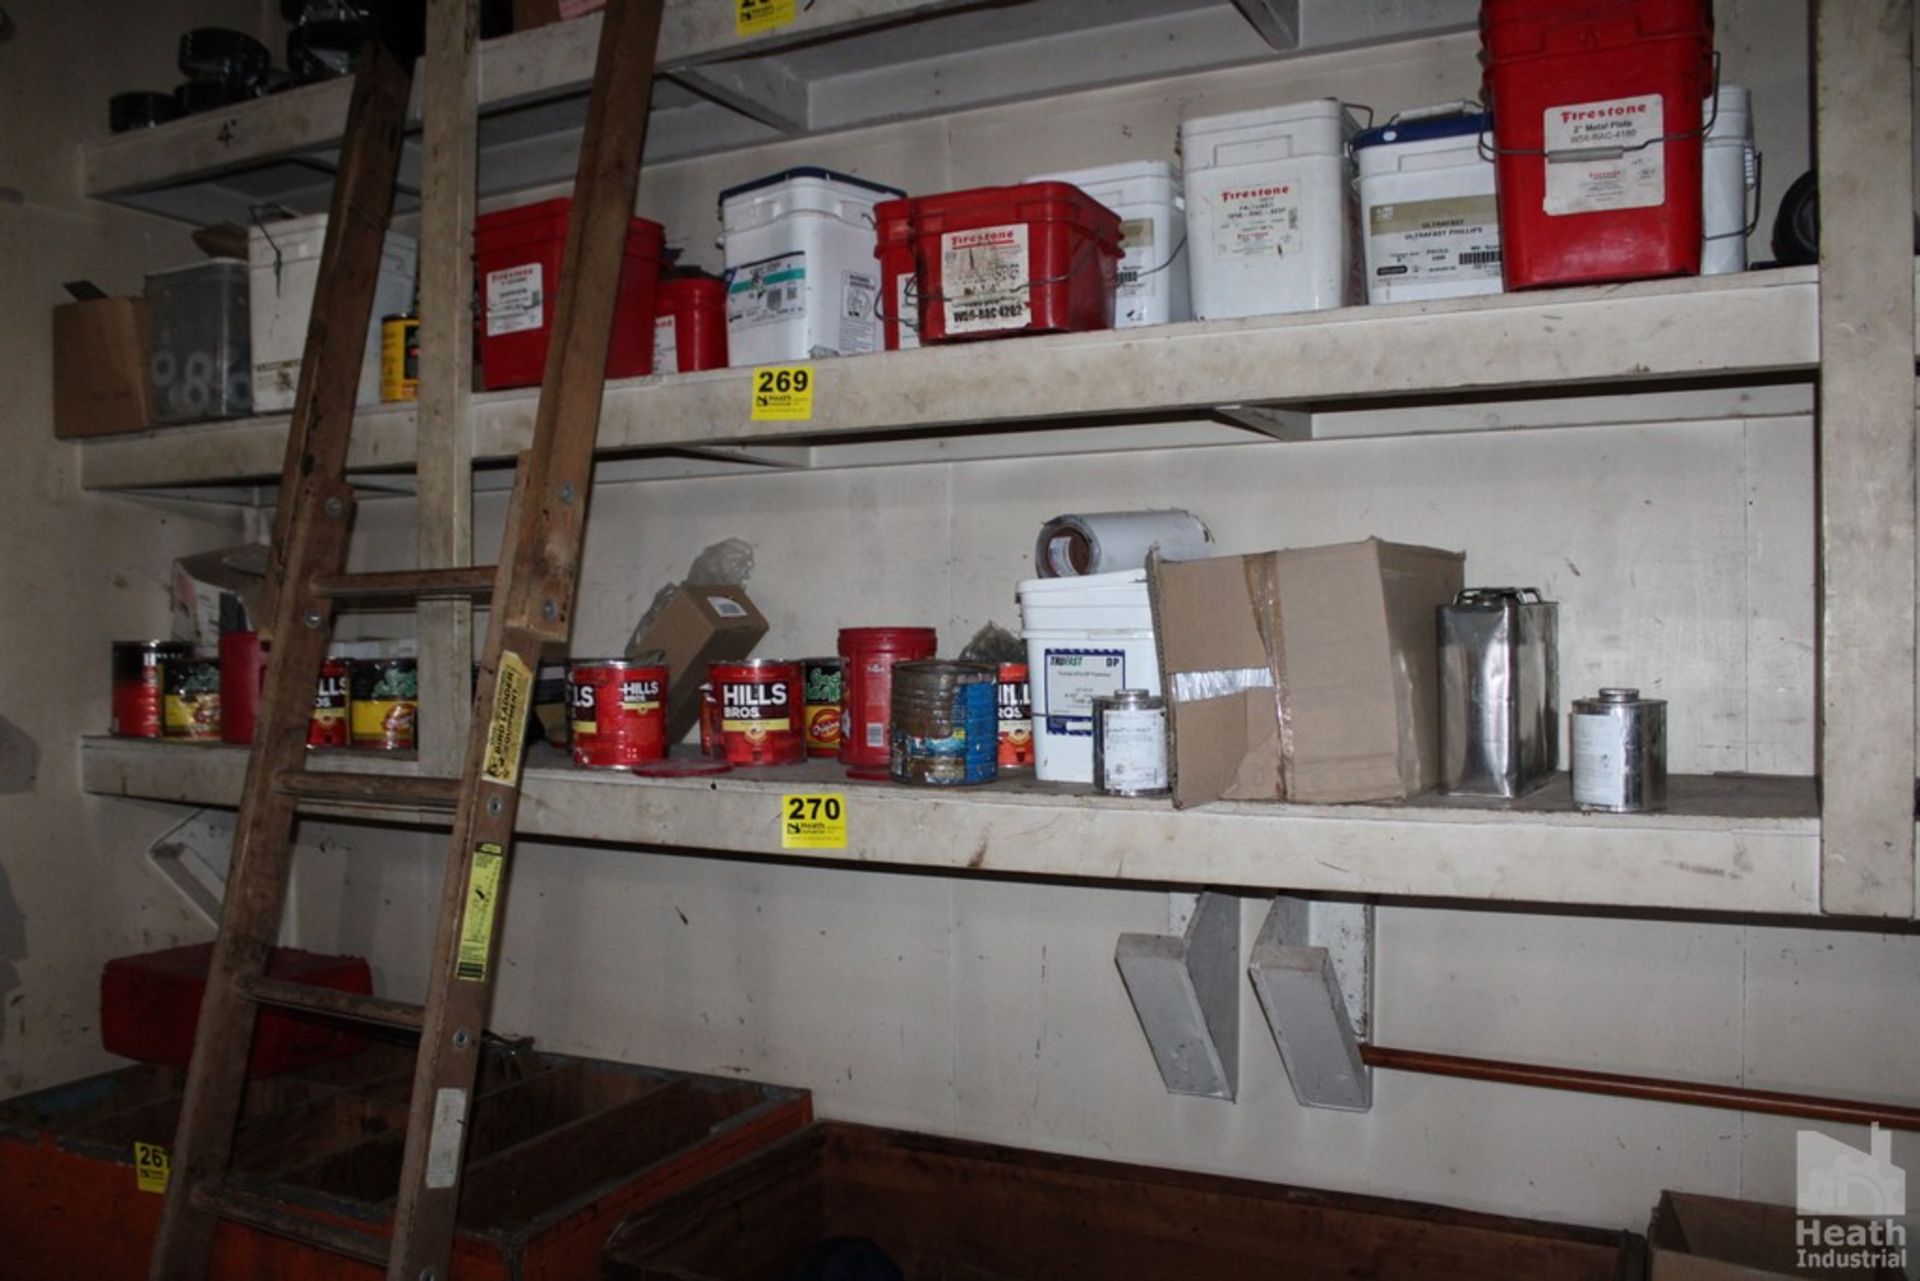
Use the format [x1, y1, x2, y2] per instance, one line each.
[736, 0, 796, 36]
[134, 1141, 170, 1194]
[750, 364, 814, 421]
[781, 793, 846, 849]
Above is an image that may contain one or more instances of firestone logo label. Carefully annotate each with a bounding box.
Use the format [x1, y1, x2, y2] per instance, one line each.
[1795, 1125, 1908, 1272]
[948, 228, 1018, 250]
[1222, 185, 1291, 201]
[1559, 102, 1649, 123]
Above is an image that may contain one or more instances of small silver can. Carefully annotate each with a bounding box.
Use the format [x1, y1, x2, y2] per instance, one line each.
[1092, 689, 1170, 797]
[1570, 687, 1667, 812]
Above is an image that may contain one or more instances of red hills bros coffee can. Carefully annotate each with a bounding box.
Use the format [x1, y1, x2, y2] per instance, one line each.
[568, 660, 668, 769]
[711, 659, 804, 766]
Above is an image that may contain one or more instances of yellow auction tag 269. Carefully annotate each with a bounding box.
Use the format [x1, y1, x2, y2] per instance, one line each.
[736, 0, 796, 36]
[781, 794, 846, 849]
[134, 1141, 170, 1193]
[750, 365, 814, 421]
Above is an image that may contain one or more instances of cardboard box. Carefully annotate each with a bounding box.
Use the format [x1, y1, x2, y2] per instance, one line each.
[1149, 538, 1463, 807]
[171, 544, 270, 648]
[53, 297, 152, 438]
[512, 0, 604, 31]
[1649, 1190, 1907, 1280]
[626, 584, 768, 742]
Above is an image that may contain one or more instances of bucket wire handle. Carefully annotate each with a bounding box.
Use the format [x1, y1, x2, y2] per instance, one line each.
[1478, 52, 1721, 164]
[247, 202, 298, 294]
[1704, 147, 1765, 242]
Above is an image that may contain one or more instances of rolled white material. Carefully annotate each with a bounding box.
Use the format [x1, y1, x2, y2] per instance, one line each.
[1034, 510, 1212, 578]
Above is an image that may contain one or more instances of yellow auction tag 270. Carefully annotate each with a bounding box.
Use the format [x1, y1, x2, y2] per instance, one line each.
[750, 364, 814, 421]
[781, 793, 846, 849]
[736, 0, 796, 36]
[134, 1141, 170, 1193]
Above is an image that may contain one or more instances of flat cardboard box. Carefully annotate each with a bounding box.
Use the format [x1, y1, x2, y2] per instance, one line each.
[1149, 539, 1463, 807]
[171, 544, 269, 648]
[53, 297, 152, 438]
[626, 584, 768, 742]
[1649, 1191, 1907, 1280]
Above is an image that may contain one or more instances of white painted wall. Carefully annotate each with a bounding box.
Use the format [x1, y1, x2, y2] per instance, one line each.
[31, 0, 1920, 1259]
[0, 0, 281, 1094]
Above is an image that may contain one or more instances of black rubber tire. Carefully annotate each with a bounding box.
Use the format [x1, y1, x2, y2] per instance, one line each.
[177, 27, 271, 87]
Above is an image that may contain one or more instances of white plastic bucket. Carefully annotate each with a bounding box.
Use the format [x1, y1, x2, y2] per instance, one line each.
[1018, 569, 1161, 783]
[248, 213, 418, 412]
[719, 167, 904, 365]
[1024, 160, 1190, 327]
[1700, 84, 1756, 277]
[1181, 99, 1360, 319]
[1352, 105, 1504, 304]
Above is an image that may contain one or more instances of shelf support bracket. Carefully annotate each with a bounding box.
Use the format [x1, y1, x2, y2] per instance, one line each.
[1249, 896, 1373, 1112]
[1115, 890, 1239, 1101]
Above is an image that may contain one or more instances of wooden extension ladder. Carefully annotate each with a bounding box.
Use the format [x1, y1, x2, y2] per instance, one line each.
[148, 4, 663, 1278]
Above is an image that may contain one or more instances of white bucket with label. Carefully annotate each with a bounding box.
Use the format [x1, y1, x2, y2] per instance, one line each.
[1023, 160, 1190, 327]
[1352, 105, 1504, 304]
[249, 213, 417, 412]
[1018, 569, 1161, 783]
[1180, 99, 1361, 319]
[1700, 84, 1756, 276]
[719, 166, 905, 365]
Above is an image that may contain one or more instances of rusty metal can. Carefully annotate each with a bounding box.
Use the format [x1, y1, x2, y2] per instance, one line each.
[349, 657, 417, 751]
[308, 658, 350, 748]
[996, 661, 1033, 770]
[801, 657, 843, 758]
[380, 312, 419, 402]
[711, 659, 804, 766]
[567, 660, 667, 769]
[162, 657, 222, 741]
[889, 660, 998, 786]
[112, 640, 191, 738]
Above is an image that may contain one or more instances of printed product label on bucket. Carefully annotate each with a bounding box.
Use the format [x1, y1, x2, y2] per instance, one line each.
[839, 270, 877, 352]
[485, 264, 544, 336]
[1543, 94, 1666, 216]
[941, 224, 1031, 334]
[728, 252, 806, 330]
[1044, 649, 1126, 735]
[1116, 217, 1154, 302]
[652, 314, 679, 375]
[1210, 182, 1303, 259]
[1369, 195, 1502, 283]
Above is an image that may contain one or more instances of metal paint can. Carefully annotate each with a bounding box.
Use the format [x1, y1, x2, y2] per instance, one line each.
[380, 312, 419, 402]
[996, 661, 1033, 770]
[349, 657, 418, 751]
[567, 660, 667, 769]
[111, 640, 191, 738]
[711, 659, 805, 766]
[1570, 687, 1666, 813]
[801, 657, 843, 757]
[308, 658, 350, 748]
[837, 626, 938, 768]
[889, 660, 998, 786]
[162, 657, 223, 741]
[1438, 587, 1559, 798]
[1093, 689, 1169, 797]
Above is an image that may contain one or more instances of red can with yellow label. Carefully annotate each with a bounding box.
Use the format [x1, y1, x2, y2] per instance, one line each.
[567, 660, 667, 769]
[308, 658, 350, 748]
[997, 661, 1034, 769]
[711, 659, 804, 766]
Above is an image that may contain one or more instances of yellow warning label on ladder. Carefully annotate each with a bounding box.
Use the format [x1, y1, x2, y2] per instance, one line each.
[456, 843, 505, 982]
[483, 653, 532, 787]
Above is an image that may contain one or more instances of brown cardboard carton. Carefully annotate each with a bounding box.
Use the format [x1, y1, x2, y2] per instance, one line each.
[1648, 1191, 1906, 1280]
[53, 297, 152, 438]
[1149, 539, 1464, 807]
[626, 584, 768, 742]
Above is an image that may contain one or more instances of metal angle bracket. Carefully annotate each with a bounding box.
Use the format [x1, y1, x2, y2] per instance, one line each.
[1115, 890, 1240, 1101]
[143, 807, 299, 945]
[1248, 896, 1373, 1112]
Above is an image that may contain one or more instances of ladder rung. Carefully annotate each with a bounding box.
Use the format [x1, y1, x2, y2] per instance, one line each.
[310, 566, 497, 600]
[193, 1179, 391, 1266]
[276, 770, 464, 810]
[238, 974, 425, 1031]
